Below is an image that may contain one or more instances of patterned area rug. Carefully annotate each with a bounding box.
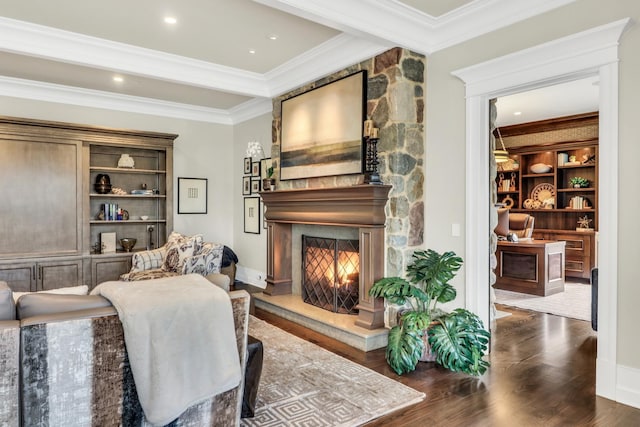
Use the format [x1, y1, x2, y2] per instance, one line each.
[495, 282, 591, 321]
[241, 316, 425, 426]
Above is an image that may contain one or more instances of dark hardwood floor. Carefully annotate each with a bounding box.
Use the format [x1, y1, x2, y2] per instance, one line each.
[254, 305, 640, 426]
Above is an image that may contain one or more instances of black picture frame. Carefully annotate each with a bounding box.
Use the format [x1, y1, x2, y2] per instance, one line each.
[177, 177, 207, 214]
[243, 157, 252, 174]
[251, 178, 261, 194]
[251, 161, 261, 177]
[244, 197, 260, 234]
[280, 70, 366, 180]
[242, 176, 251, 195]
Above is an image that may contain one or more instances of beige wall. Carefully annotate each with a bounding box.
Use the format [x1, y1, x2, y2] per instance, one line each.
[0, 97, 236, 245]
[425, 0, 640, 369]
[232, 112, 272, 285]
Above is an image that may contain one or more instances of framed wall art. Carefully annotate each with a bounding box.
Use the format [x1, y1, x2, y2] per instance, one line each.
[251, 178, 261, 194]
[244, 197, 260, 234]
[251, 161, 261, 177]
[242, 176, 251, 196]
[280, 70, 366, 180]
[243, 157, 252, 174]
[178, 177, 207, 214]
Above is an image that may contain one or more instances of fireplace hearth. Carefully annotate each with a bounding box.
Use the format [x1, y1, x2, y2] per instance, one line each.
[302, 235, 359, 314]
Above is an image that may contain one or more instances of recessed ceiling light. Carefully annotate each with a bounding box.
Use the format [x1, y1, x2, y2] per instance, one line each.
[113, 76, 123, 83]
[514, 111, 522, 116]
[164, 16, 177, 24]
[249, 49, 256, 54]
[267, 34, 278, 40]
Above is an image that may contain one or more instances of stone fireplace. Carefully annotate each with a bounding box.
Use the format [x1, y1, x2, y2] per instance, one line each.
[260, 185, 391, 334]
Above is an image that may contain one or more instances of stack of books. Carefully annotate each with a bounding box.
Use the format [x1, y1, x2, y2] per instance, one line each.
[131, 189, 154, 195]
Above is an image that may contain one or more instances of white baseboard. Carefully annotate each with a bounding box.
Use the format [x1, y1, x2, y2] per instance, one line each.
[235, 265, 266, 289]
[617, 364, 640, 409]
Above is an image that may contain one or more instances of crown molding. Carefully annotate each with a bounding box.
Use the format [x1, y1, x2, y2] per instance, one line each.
[0, 17, 269, 97]
[265, 33, 390, 97]
[429, 0, 578, 52]
[254, 0, 578, 54]
[452, 18, 632, 97]
[228, 97, 273, 124]
[0, 76, 236, 124]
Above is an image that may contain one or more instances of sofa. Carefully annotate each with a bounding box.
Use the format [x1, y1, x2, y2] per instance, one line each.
[0, 280, 250, 427]
[120, 231, 238, 290]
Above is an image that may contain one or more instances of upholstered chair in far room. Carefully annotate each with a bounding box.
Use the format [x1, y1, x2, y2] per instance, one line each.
[495, 208, 535, 240]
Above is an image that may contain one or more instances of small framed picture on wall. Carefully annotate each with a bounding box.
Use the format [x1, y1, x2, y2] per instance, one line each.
[242, 176, 251, 195]
[243, 157, 252, 175]
[251, 161, 261, 177]
[251, 178, 261, 194]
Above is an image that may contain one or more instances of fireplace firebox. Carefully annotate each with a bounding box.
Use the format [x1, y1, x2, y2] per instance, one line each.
[302, 235, 359, 314]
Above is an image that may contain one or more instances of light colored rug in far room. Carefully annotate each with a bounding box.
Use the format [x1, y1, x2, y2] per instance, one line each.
[494, 282, 591, 321]
[241, 316, 425, 427]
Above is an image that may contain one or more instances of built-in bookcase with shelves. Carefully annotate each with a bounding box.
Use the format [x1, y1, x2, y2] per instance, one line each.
[88, 144, 172, 255]
[497, 141, 598, 232]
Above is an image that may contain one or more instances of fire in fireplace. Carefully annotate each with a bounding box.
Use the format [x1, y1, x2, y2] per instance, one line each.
[302, 235, 359, 314]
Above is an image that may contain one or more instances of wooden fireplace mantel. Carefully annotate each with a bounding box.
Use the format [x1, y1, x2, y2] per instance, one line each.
[261, 185, 391, 330]
[260, 185, 391, 227]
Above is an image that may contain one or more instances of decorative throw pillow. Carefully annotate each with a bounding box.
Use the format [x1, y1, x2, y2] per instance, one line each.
[182, 243, 224, 276]
[129, 247, 167, 273]
[162, 232, 203, 273]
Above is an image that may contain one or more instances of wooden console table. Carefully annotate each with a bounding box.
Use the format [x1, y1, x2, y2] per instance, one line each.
[495, 240, 566, 296]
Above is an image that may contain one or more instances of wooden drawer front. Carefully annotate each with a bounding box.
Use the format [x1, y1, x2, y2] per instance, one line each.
[565, 260, 585, 273]
[552, 234, 591, 257]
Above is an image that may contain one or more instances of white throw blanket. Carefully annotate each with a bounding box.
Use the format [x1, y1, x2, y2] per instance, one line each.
[91, 274, 241, 426]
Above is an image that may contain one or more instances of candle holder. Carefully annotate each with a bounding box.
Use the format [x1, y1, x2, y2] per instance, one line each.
[364, 136, 383, 185]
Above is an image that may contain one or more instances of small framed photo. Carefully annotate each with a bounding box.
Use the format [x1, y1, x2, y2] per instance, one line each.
[178, 177, 207, 214]
[251, 178, 261, 194]
[251, 161, 261, 177]
[243, 157, 252, 174]
[244, 197, 260, 234]
[242, 176, 251, 195]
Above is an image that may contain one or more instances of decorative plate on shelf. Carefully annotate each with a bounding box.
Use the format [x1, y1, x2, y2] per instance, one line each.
[523, 198, 534, 209]
[531, 183, 556, 202]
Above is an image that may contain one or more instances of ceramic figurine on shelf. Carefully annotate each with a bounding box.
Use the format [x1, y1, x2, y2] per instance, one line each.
[118, 153, 135, 168]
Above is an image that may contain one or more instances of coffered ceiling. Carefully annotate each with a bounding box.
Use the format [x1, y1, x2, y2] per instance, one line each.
[0, 0, 582, 124]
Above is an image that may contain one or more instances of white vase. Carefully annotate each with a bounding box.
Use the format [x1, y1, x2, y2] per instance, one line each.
[118, 154, 135, 168]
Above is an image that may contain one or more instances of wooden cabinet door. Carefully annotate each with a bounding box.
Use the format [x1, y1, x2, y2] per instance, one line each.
[0, 262, 35, 292]
[92, 256, 131, 288]
[37, 259, 83, 290]
[0, 136, 82, 257]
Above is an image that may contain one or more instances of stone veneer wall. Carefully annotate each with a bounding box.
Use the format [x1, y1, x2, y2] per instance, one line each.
[270, 47, 425, 276]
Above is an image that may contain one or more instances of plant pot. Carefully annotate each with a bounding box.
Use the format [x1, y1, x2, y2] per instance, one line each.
[419, 333, 437, 362]
[263, 178, 275, 191]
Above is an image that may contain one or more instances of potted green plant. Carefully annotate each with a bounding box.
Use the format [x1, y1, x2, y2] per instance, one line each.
[569, 176, 589, 188]
[369, 249, 490, 376]
[262, 166, 275, 191]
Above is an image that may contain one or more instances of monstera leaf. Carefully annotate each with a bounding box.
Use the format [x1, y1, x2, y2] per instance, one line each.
[369, 277, 429, 306]
[428, 309, 490, 376]
[385, 322, 425, 375]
